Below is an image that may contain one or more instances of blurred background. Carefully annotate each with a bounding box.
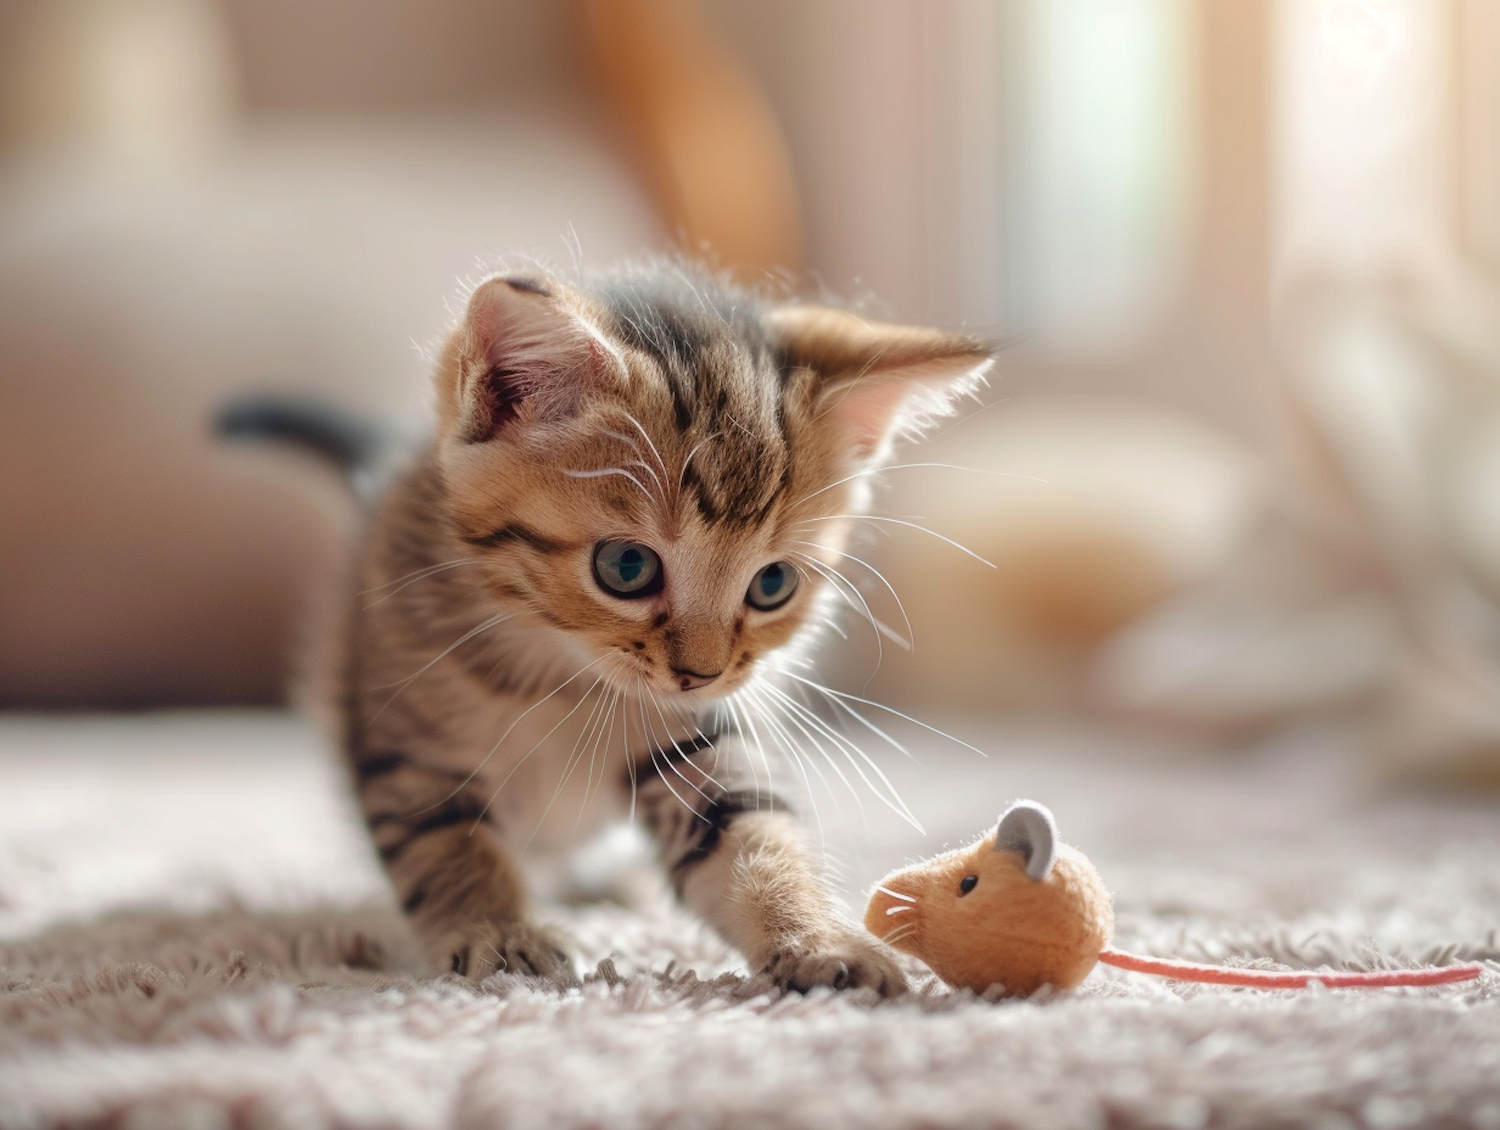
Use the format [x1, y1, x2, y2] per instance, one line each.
[2, 0, 1499, 788]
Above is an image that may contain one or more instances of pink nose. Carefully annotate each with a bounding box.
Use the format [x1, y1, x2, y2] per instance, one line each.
[672, 667, 722, 691]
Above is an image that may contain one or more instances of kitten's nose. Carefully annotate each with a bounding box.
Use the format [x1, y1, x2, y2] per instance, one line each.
[671, 666, 723, 691]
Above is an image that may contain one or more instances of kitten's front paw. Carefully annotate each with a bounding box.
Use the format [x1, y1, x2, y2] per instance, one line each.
[763, 934, 908, 998]
[434, 920, 575, 982]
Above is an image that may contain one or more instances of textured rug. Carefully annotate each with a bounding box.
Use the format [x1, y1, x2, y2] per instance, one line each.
[1, 712, 1498, 1130]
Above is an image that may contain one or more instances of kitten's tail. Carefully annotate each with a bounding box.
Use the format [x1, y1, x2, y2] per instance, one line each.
[215, 396, 390, 497]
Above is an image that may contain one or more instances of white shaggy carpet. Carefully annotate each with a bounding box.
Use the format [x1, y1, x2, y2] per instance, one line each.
[1, 711, 1498, 1129]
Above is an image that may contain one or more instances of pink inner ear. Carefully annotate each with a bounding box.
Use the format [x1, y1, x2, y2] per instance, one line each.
[459, 276, 616, 440]
[817, 351, 990, 467]
[480, 365, 524, 433]
[825, 376, 920, 463]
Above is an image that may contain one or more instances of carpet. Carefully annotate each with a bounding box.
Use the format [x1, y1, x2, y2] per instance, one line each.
[1, 711, 1498, 1129]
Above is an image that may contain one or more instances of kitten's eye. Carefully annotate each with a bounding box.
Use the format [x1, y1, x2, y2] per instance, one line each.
[959, 875, 979, 896]
[592, 540, 663, 598]
[746, 561, 799, 611]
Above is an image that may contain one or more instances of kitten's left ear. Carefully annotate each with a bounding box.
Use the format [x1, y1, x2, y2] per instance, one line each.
[766, 305, 992, 464]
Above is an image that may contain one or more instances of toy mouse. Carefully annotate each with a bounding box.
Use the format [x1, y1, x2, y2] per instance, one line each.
[864, 800, 1484, 997]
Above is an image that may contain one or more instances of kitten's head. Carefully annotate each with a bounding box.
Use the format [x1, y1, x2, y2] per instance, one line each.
[430, 262, 990, 701]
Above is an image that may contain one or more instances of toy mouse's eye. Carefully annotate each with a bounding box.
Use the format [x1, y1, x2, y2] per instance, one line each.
[959, 875, 979, 896]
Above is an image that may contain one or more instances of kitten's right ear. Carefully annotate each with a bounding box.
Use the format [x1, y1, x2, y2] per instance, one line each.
[439, 274, 624, 442]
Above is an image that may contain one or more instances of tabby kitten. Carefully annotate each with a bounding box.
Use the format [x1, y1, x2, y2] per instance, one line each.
[332, 261, 988, 994]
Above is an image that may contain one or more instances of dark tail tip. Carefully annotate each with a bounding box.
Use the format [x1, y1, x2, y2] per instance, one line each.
[216, 396, 386, 483]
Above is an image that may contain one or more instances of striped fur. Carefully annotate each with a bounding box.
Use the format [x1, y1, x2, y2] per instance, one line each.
[329, 260, 990, 992]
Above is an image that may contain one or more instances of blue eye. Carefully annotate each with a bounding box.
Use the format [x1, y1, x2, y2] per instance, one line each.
[746, 561, 798, 610]
[593, 541, 663, 598]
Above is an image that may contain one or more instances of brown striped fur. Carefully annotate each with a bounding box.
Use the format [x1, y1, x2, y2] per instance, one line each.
[332, 260, 990, 992]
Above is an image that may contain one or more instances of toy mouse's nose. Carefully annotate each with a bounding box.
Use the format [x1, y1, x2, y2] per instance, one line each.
[864, 881, 920, 949]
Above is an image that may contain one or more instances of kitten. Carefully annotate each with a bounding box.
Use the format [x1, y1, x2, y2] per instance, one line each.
[236, 261, 990, 994]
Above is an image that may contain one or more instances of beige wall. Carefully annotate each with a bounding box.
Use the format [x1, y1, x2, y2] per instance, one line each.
[0, 0, 663, 707]
[3, 0, 1499, 744]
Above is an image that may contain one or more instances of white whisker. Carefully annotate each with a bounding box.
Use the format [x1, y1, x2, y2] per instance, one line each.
[782, 669, 917, 763]
[757, 681, 923, 833]
[581, 684, 622, 822]
[574, 684, 617, 815]
[793, 540, 914, 650]
[881, 923, 918, 946]
[643, 692, 717, 803]
[736, 684, 830, 829]
[789, 551, 908, 662]
[636, 688, 705, 815]
[789, 462, 1049, 510]
[724, 690, 771, 812]
[361, 559, 476, 607]
[567, 466, 654, 506]
[796, 514, 996, 569]
[739, 681, 856, 837]
[617, 412, 671, 494]
[499, 673, 605, 799]
[625, 458, 668, 501]
[876, 885, 915, 903]
[390, 654, 610, 831]
[678, 432, 722, 496]
[780, 669, 988, 760]
[369, 612, 511, 720]
[526, 680, 614, 847]
[598, 429, 670, 507]
[452, 657, 612, 826]
[644, 690, 725, 799]
[622, 685, 640, 823]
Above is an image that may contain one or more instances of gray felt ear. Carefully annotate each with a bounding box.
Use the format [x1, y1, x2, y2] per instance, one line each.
[993, 800, 1058, 881]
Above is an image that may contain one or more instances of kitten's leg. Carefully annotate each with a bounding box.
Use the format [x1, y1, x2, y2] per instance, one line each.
[630, 736, 906, 996]
[352, 747, 573, 980]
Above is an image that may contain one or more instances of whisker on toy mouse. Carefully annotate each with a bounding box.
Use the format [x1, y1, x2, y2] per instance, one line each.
[865, 800, 1484, 997]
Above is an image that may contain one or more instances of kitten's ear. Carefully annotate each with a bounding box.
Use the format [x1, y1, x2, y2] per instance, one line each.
[767, 305, 992, 464]
[440, 274, 624, 442]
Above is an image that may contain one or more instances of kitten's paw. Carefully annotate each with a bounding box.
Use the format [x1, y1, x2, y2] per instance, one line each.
[434, 920, 576, 982]
[763, 934, 908, 998]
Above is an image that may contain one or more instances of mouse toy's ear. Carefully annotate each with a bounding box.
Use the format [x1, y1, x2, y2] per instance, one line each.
[994, 800, 1058, 881]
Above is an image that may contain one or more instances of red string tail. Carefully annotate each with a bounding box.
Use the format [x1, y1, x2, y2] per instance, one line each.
[1097, 947, 1486, 989]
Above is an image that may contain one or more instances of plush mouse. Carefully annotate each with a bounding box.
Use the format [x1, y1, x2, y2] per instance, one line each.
[865, 800, 1485, 997]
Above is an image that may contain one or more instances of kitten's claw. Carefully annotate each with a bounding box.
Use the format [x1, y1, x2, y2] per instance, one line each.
[763, 934, 908, 998]
[435, 921, 576, 982]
